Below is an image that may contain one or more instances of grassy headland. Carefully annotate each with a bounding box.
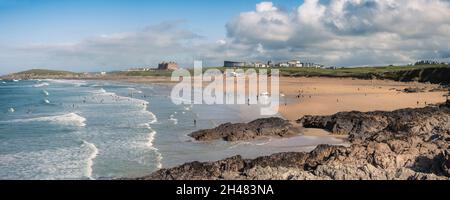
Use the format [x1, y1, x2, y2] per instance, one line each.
[3, 64, 450, 84]
[2, 69, 82, 79]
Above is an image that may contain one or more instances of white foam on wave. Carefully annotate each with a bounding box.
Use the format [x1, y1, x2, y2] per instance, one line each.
[148, 111, 158, 124]
[82, 140, 98, 180]
[33, 82, 49, 88]
[93, 88, 117, 97]
[13, 79, 19, 82]
[42, 90, 49, 96]
[184, 105, 193, 111]
[143, 125, 163, 169]
[1, 81, 6, 84]
[169, 114, 178, 125]
[228, 142, 251, 149]
[0, 145, 90, 180]
[5, 113, 87, 127]
[44, 99, 51, 104]
[46, 79, 86, 87]
[8, 108, 15, 113]
[127, 87, 143, 94]
[94, 87, 158, 124]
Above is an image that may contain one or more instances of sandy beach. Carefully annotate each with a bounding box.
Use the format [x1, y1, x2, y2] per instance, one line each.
[120, 75, 448, 123]
[277, 77, 448, 122]
[116, 75, 448, 141]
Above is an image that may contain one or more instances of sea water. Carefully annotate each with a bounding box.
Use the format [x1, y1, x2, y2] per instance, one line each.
[0, 79, 343, 179]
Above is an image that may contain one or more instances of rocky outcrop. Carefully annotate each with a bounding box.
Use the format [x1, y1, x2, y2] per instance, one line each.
[383, 67, 450, 85]
[189, 117, 300, 142]
[142, 142, 448, 180]
[298, 103, 450, 143]
[139, 102, 450, 180]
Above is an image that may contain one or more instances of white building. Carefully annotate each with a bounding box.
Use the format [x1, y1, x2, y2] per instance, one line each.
[287, 60, 302, 67]
[254, 62, 267, 68]
[276, 62, 289, 67]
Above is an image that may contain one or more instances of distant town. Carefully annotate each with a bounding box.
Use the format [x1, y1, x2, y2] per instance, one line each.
[223, 59, 328, 69]
[104, 59, 449, 75]
[123, 59, 331, 73]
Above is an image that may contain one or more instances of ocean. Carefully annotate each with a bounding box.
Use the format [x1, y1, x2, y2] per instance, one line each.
[0, 79, 343, 180]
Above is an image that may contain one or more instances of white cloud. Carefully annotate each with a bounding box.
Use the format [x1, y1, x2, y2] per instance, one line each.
[3, 21, 203, 72]
[2, 0, 450, 74]
[256, 2, 278, 12]
[226, 2, 293, 44]
[225, 0, 450, 66]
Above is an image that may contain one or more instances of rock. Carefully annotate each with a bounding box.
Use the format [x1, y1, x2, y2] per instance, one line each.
[298, 103, 450, 142]
[189, 117, 300, 141]
[403, 87, 426, 93]
[440, 150, 450, 177]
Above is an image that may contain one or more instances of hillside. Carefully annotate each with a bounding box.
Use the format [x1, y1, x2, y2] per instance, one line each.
[2, 69, 82, 79]
[208, 64, 450, 84]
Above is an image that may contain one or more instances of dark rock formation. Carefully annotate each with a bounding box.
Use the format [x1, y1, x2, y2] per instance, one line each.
[403, 87, 426, 93]
[139, 102, 450, 180]
[298, 103, 450, 143]
[383, 67, 450, 85]
[189, 117, 300, 142]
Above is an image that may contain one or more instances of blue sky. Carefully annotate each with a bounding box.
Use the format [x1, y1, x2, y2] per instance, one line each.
[0, 0, 449, 75]
[0, 0, 301, 45]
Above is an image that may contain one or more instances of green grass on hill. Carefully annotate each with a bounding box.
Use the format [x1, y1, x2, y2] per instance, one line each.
[14, 69, 80, 76]
[204, 64, 450, 78]
[111, 70, 174, 77]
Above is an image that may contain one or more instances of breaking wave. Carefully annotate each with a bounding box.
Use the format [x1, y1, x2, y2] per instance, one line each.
[33, 82, 49, 88]
[82, 140, 98, 180]
[4, 113, 87, 127]
[46, 79, 86, 87]
[169, 114, 178, 125]
[143, 125, 162, 169]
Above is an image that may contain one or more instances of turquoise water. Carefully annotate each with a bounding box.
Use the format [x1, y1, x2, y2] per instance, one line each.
[0, 79, 343, 180]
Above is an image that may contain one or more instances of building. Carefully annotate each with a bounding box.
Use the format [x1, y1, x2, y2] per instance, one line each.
[127, 67, 153, 72]
[301, 62, 323, 68]
[287, 60, 302, 67]
[253, 62, 267, 68]
[275, 62, 289, 67]
[158, 61, 178, 70]
[224, 61, 246, 67]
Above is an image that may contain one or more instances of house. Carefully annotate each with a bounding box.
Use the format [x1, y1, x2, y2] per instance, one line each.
[127, 67, 153, 72]
[287, 60, 302, 67]
[224, 61, 246, 67]
[254, 62, 267, 68]
[158, 61, 178, 70]
[276, 62, 289, 67]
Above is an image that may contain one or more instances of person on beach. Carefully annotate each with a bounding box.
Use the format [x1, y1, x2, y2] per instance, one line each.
[194, 119, 197, 127]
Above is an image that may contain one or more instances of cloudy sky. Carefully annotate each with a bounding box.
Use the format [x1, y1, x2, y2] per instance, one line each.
[1, 0, 450, 74]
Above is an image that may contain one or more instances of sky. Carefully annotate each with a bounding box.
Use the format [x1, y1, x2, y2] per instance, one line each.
[1, 0, 450, 74]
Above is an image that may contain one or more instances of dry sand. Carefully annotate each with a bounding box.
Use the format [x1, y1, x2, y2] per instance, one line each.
[277, 77, 447, 122]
